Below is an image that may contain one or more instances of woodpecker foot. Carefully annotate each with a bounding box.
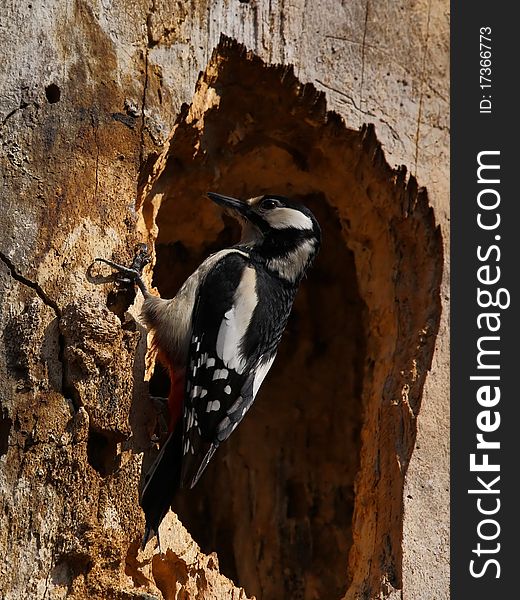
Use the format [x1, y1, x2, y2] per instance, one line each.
[95, 246, 151, 297]
[95, 257, 141, 281]
[129, 243, 151, 274]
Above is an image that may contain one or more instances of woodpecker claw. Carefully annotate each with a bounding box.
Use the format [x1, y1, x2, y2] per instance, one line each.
[94, 253, 150, 298]
[129, 243, 151, 274]
[94, 257, 140, 278]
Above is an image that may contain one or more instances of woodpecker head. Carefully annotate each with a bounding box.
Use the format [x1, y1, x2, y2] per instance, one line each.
[208, 192, 321, 284]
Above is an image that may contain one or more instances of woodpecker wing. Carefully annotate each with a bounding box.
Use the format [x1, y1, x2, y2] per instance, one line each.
[180, 252, 275, 489]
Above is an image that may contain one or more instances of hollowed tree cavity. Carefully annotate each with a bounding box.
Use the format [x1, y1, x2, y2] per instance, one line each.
[150, 195, 364, 600]
[138, 38, 442, 600]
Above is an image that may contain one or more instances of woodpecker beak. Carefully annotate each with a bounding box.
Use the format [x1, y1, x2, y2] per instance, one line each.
[207, 192, 250, 218]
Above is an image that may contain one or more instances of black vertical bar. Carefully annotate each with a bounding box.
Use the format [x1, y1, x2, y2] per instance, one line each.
[452, 4, 518, 598]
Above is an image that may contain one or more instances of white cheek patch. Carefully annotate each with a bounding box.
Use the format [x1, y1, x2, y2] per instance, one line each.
[266, 239, 316, 282]
[265, 208, 314, 230]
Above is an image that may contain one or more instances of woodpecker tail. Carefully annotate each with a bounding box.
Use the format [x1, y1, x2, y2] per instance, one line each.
[140, 419, 183, 548]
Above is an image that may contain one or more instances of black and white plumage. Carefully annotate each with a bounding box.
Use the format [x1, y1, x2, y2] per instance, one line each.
[97, 193, 321, 545]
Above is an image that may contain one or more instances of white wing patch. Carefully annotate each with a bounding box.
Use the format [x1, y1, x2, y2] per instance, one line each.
[216, 266, 258, 374]
[145, 247, 250, 364]
[266, 239, 316, 282]
[264, 207, 314, 230]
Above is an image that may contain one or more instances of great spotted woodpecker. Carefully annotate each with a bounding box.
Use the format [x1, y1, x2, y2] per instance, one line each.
[96, 192, 321, 545]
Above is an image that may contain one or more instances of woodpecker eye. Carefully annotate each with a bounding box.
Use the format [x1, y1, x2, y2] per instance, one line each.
[260, 198, 280, 210]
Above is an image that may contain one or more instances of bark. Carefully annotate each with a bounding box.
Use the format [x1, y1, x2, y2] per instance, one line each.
[0, 2, 449, 599]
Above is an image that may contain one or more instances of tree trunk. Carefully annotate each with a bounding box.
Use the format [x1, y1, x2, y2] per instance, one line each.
[0, 2, 449, 599]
